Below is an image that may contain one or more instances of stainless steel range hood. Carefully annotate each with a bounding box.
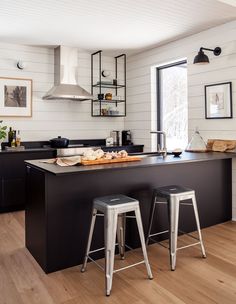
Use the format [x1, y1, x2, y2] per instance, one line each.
[43, 46, 93, 101]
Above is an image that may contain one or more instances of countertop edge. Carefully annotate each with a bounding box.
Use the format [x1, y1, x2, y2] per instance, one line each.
[24, 152, 235, 176]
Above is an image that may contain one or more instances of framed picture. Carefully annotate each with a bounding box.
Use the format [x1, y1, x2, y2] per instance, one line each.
[205, 82, 232, 119]
[0, 77, 32, 117]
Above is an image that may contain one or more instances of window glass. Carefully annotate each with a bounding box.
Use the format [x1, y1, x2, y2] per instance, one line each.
[158, 61, 188, 150]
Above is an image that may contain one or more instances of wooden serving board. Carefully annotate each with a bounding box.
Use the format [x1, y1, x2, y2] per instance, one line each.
[207, 139, 236, 152]
[81, 156, 141, 166]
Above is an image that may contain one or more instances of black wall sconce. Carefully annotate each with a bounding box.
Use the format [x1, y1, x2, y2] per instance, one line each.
[16, 60, 26, 70]
[193, 47, 221, 64]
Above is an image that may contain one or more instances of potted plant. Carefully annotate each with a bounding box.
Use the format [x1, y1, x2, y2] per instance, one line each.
[0, 120, 7, 150]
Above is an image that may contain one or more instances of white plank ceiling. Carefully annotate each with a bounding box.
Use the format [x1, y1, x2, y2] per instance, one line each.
[0, 0, 236, 54]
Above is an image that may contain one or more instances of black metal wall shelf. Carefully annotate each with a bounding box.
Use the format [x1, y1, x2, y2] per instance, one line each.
[93, 99, 125, 103]
[91, 50, 126, 117]
[92, 84, 125, 89]
[92, 114, 126, 117]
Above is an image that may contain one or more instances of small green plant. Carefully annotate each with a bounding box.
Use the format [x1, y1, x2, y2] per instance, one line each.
[0, 120, 7, 140]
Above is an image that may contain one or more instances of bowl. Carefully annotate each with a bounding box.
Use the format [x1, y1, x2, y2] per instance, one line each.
[172, 150, 182, 157]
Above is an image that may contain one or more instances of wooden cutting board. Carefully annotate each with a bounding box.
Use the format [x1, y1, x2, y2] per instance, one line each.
[81, 156, 141, 166]
[207, 139, 236, 152]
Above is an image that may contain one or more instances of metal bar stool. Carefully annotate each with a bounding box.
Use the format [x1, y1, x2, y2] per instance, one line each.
[146, 185, 206, 271]
[81, 194, 153, 296]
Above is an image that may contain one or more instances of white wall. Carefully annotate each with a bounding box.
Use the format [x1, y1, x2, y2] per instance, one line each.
[0, 43, 124, 141]
[125, 20, 236, 150]
[125, 20, 236, 219]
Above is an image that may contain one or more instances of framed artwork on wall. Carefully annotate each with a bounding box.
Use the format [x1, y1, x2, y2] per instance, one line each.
[205, 82, 232, 119]
[0, 77, 32, 117]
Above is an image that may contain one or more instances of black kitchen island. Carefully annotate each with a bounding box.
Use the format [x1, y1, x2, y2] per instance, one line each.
[25, 152, 233, 273]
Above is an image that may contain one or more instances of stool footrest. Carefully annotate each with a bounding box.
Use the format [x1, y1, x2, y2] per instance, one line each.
[149, 230, 169, 238]
[87, 255, 105, 271]
[113, 260, 145, 273]
[179, 202, 193, 206]
[88, 247, 106, 254]
[149, 238, 201, 251]
[87, 255, 146, 274]
[148, 230, 200, 241]
[88, 242, 121, 254]
[177, 241, 201, 251]
[88, 243, 133, 256]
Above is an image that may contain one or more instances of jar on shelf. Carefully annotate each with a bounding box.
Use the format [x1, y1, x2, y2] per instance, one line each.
[105, 93, 112, 100]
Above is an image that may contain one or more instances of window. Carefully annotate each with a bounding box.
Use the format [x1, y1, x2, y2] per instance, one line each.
[157, 60, 188, 150]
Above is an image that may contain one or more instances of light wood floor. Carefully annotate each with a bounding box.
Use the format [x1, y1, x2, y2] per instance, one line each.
[0, 211, 236, 304]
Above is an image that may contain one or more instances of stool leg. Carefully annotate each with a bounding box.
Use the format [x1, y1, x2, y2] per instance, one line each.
[146, 192, 157, 245]
[134, 206, 153, 279]
[117, 213, 126, 260]
[104, 210, 118, 296]
[192, 195, 207, 258]
[169, 198, 180, 271]
[81, 208, 97, 272]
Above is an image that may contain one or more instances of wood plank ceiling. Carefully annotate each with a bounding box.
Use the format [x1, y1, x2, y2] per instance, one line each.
[0, 0, 236, 53]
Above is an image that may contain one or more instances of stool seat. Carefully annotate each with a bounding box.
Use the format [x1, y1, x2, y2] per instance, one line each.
[154, 185, 194, 197]
[94, 194, 139, 214]
[81, 194, 153, 296]
[94, 194, 138, 208]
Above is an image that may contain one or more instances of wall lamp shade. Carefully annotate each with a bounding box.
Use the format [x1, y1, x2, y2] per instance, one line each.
[17, 60, 26, 69]
[193, 47, 221, 64]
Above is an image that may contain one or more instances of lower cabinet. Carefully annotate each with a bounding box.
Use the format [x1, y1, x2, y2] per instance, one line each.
[0, 150, 55, 213]
[1, 178, 25, 207]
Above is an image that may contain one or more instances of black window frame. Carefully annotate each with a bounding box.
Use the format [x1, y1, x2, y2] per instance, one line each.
[156, 60, 187, 145]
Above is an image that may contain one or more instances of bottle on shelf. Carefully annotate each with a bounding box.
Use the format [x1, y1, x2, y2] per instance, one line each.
[8, 127, 14, 147]
[16, 130, 21, 147]
[11, 130, 16, 147]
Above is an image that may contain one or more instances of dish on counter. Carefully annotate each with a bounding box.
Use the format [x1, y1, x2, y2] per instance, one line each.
[82, 149, 128, 161]
[172, 148, 182, 157]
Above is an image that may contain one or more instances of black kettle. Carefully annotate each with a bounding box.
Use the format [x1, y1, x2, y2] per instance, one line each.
[50, 136, 69, 148]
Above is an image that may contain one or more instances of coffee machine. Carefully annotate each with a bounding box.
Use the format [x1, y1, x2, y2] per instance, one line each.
[110, 130, 120, 146]
[122, 130, 132, 146]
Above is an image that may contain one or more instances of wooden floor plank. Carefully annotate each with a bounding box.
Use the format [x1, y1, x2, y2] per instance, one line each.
[0, 211, 236, 304]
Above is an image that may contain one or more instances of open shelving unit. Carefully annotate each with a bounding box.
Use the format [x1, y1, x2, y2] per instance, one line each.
[91, 50, 126, 117]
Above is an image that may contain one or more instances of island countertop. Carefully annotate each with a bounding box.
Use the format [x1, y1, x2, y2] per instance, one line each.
[25, 151, 235, 175]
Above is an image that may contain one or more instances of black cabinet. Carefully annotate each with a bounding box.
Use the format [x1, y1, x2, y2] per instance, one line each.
[0, 150, 55, 213]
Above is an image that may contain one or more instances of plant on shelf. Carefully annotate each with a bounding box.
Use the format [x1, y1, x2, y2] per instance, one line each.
[0, 120, 7, 149]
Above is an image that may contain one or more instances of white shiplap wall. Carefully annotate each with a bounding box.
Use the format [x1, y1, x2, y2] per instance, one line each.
[125, 20, 236, 220]
[0, 43, 124, 141]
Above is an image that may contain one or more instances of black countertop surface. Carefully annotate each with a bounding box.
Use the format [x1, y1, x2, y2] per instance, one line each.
[25, 152, 235, 176]
[0, 147, 55, 154]
[0, 144, 143, 154]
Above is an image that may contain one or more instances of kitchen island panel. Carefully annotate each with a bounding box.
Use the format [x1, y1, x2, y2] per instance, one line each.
[25, 158, 232, 273]
[25, 165, 47, 271]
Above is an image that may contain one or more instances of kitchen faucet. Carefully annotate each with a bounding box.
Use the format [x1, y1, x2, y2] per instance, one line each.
[150, 131, 167, 157]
